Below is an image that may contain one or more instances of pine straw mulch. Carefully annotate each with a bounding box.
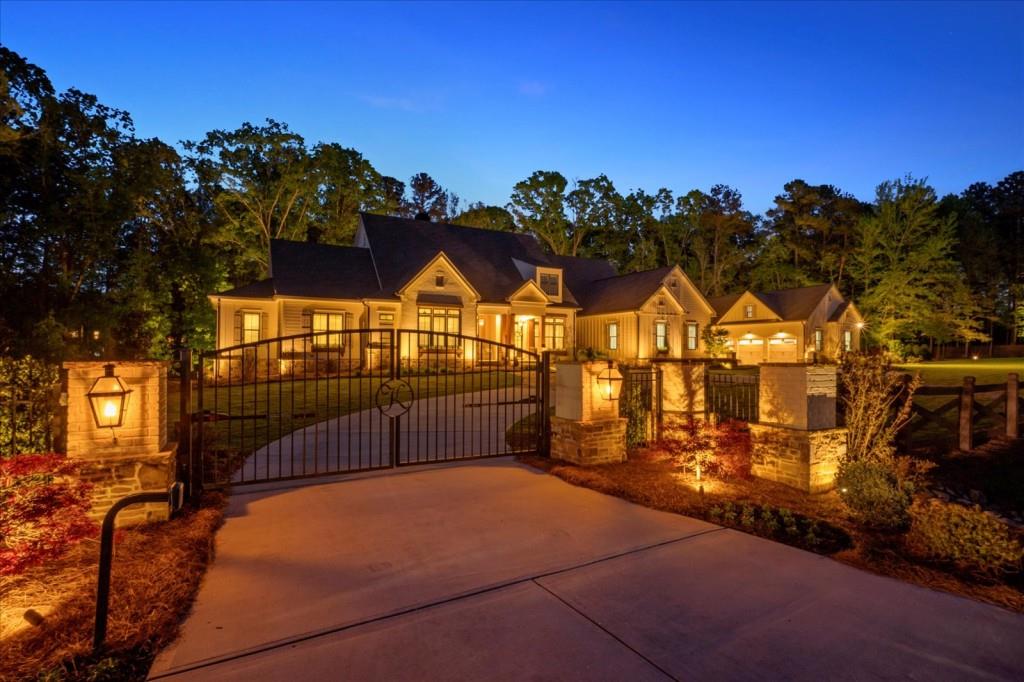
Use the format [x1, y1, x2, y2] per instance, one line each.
[0, 494, 226, 682]
[518, 452, 1024, 615]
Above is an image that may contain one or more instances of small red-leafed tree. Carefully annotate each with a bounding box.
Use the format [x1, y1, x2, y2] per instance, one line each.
[0, 454, 96, 575]
[659, 418, 752, 481]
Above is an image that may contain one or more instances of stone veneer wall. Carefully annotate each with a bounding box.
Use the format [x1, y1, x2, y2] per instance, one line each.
[749, 423, 847, 493]
[550, 416, 627, 466]
[64, 361, 176, 525]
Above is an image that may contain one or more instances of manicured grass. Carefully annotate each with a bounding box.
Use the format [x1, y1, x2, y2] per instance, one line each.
[168, 371, 523, 457]
[897, 358, 1024, 386]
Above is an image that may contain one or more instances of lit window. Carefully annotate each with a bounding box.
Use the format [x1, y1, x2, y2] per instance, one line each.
[313, 311, 345, 348]
[379, 312, 395, 326]
[655, 321, 669, 352]
[744, 304, 755, 319]
[814, 328, 823, 352]
[686, 322, 698, 351]
[418, 307, 460, 348]
[91, 330, 101, 341]
[242, 312, 261, 344]
[539, 272, 560, 296]
[544, 316, 565, 349]
[843, 329, 853, 352]
[607, 322, 619, 351]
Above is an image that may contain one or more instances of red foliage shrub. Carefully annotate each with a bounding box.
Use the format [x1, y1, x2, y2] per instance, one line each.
[0, 454, 96, 575]
[657, 418, 752, 480]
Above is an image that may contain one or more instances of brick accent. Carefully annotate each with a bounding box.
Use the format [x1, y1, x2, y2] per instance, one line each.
[550, 415, 627, 465]
[749, 423, 846, 493]
[63, 361, 175, 525]
[759, 363, 837, 430]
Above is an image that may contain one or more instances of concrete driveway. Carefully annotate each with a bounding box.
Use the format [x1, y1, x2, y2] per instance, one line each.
[150, 459, 1024, 681]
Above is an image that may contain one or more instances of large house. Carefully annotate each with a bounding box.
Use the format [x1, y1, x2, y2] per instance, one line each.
[210, 213, 860, 367]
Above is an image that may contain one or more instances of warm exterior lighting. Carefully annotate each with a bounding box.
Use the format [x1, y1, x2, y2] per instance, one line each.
[597, 361, 622, 401]
[87, 364, 132, 432]
[971, 354, 979, 361]
[855, 322, 865, 329]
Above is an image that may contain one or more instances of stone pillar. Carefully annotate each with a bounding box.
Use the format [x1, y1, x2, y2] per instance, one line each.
[750, 363, 846, 493]
[64, 361, 176, 525]
[550, 361, 626, 465]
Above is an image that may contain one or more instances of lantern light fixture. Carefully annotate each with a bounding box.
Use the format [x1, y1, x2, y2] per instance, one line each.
[87, 364, 132, 436]
[597, 360, 623, 401]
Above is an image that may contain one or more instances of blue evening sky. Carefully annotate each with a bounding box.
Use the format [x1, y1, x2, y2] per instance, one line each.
[2, 1, 1021, 212]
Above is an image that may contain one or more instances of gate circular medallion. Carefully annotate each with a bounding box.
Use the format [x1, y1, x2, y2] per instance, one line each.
[375, 378, 414, 418]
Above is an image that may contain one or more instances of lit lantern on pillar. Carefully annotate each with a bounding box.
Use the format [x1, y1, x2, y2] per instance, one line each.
[87, 364, 132, 432]
[598, 361, 623, 401]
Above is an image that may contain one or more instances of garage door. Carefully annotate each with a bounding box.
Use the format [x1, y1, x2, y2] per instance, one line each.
[736, 339, 764, 365]
[767, 338, 799, 362]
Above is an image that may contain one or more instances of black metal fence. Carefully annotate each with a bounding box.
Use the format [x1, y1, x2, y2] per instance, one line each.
[0, 357, 66, 457]
[620, 365, 662, 446]
[183, 329, 546, 492]
[706, 371, 759, 422]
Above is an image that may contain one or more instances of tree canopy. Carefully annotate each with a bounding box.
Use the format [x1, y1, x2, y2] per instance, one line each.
[1, 47, 1020, 361]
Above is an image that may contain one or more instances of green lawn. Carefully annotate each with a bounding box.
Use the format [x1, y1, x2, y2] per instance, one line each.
[168, 370, 522, 456]
[897, 358, 1024, 386]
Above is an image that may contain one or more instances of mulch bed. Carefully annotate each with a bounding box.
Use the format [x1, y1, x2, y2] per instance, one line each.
[0, 494, 225, 681]
[519, 452, 1024, 614]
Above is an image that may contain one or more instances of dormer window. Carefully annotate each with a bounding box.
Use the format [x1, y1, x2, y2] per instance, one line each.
[539, 272, 560, 297]
[744, 304, 755, 319]
[435, 270, 445, 288]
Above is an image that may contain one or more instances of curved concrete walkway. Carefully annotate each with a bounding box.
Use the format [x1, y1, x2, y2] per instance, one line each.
[234, 386, 537, 482]
[152, 459, 1024, 680]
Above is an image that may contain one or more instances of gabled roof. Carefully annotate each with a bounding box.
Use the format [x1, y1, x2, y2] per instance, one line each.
[574, 266, 677, 316]
[358, 213, 580, 305]
[712, 283, 841, 323]
[213, 241, 381, 300]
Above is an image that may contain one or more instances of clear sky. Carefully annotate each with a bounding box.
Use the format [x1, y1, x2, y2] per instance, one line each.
[2, 1, 1021, 212]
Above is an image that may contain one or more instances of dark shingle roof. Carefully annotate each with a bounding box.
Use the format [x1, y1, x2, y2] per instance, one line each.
[573, 267, 674, 315]
[358, 213, 581, 305]
[707, 293, 742, 318]
[216, 278, 276, 298]
[712, 284, 837, 322]
[213, 241, 380, 299]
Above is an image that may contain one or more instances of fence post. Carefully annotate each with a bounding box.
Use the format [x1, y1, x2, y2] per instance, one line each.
[959, 376, 975, 452]
[178, 349, 193, 496]
[540, 351, 551, 456]
[1008, 373, 1019, 440]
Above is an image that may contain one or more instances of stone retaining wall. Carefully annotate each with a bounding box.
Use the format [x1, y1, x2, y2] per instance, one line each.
[79, 449, 176, 525]
[550, 415, 627, 466]
[749, 423, 846, 493]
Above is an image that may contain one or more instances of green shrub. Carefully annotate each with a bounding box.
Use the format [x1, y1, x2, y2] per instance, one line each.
[907, 500, 1023, 575]
[836, 460, 913, 530]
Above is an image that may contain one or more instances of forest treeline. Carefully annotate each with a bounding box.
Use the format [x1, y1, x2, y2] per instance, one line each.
[1, 47, 1021, 361]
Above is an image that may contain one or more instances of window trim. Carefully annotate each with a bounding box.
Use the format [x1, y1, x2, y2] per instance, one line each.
[743, 304, 755, 319]
[417, 306, 461, 348]
[814, 328, 824, 352]
[241, 311, 262, 345]
[607, 321, 619, 351]
[655, 320, 669, 353]
[312, 310, 346, 349]
[543, 315, 566, 350]
[686, 322, 699, 351]
[842, 328, 853, 352]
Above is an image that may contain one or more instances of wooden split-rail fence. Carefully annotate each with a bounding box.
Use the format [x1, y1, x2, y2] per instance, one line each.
[901, 372, 1020, 452]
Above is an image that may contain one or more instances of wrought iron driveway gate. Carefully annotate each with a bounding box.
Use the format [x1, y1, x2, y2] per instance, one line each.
[181, 329, 546, 494]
